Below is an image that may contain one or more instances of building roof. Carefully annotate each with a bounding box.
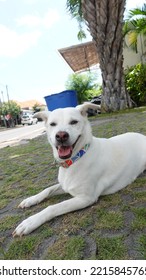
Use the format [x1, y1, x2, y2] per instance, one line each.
[16, 99, 45, 109]
[58, 41, 99, 72]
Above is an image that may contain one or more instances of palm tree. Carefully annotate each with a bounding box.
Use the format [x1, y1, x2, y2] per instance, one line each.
[123, 4, 146, 53]
[66, 0, 132, 112]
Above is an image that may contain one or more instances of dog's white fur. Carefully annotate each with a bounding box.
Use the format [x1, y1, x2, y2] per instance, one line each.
[13, 104, 146, 236]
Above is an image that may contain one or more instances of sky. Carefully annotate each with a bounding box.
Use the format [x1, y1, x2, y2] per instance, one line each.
[0, 0, 145, 104]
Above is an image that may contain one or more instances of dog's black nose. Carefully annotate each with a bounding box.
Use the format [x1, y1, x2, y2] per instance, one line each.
[56, 131, 69, 143]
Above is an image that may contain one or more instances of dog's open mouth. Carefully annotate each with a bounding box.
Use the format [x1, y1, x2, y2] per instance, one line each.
[57, 146, 73, 159]
[56, 135, 81, 159]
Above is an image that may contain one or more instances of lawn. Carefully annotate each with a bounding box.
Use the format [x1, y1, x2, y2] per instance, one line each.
[0, 108, 146, 259]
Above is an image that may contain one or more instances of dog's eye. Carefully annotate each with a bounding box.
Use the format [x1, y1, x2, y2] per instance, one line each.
[50, 122, 57, 127]
[70, 120, 78, 125]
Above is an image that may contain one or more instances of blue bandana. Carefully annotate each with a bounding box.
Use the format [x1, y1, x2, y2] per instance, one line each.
[60, 143, 90, 168]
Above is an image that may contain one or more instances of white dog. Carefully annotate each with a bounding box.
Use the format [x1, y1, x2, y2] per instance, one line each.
[13, 103, 146, 236]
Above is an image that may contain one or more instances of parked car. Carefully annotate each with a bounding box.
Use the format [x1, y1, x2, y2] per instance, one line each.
[21, 114, 38, 125]
[91, 95, 102, 105]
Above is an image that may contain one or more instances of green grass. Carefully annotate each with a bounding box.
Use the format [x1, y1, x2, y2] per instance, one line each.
[133, 191, 146, 203]
[45, 236, 85, 260]
[95, 209, 124, 230]
[58, 210, 94, 235]
[0, 215, 21, 231]
[139, 235, 146, 259]
[132, 208, 146, 230]
[0, 109, 146, 259]
[4, 236, 40, 260]
[95, 236, 126, 260]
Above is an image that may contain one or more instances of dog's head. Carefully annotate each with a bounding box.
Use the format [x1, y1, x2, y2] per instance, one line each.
[34, 103, 100, 162]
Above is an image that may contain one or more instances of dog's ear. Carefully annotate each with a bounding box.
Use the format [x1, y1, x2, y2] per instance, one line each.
[33, 111, 49, 123]
[76, 102, 101, 117]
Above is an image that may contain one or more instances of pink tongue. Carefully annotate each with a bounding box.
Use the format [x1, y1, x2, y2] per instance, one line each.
[58, 146, 72, 158]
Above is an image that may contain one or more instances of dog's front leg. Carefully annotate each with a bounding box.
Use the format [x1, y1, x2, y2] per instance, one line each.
[18, 183, 64, 208]
[13, 196, 94, 237]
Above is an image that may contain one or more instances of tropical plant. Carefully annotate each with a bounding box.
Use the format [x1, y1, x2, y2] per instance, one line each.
[66, 0, 132, 112]
[0, 100, 21, 118]
[123, 4, 146, 52]
[66, 0, 86, 41]
[65, 72, 101, 104]
[0, 100, 21, 127]
[125, 63, 146, 106]
[32, 103, 41, 113]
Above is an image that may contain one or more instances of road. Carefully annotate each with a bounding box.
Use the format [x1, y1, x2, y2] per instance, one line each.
[0, 122, 46, 149]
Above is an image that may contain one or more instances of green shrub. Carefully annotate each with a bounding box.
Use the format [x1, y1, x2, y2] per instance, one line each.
[65, 72, 102, 104]
[125, 63, 146, 106]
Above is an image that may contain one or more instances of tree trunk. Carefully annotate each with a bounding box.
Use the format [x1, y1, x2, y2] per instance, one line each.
[82, 0, 132, 111]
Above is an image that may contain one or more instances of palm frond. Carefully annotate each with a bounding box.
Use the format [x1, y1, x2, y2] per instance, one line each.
[123, 4, 146, 52]
[77, 29, 86, 41]
[128, 32, 138, 52]
[66, 0, 86, 40]
[123, 20, 137, 36]
[135, 18, 146, 34]
[66, 0, 83, 20]
[127, 3, 146, 19]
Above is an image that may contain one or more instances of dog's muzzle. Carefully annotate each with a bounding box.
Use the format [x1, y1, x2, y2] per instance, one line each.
[55, 131, 81, 159]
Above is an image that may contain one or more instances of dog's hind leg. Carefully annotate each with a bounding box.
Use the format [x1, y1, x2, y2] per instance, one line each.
[13, 195, 94, 236]
[18, 183, 64, 208]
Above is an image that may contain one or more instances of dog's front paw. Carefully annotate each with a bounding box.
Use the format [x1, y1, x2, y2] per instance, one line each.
[18, 196, 38, 208]
[12, 215, 40, 237]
